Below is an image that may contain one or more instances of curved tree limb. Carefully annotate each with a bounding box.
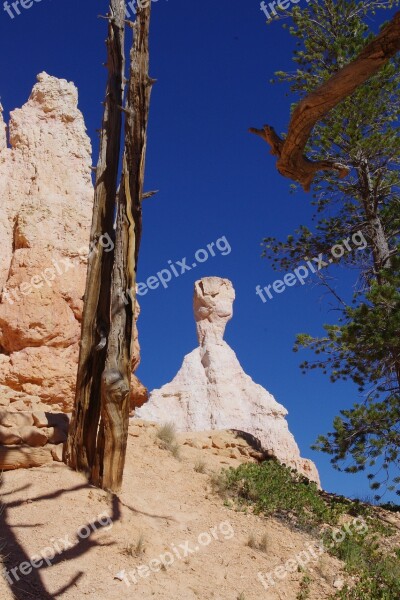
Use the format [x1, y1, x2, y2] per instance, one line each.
[250, 12, 400, 192]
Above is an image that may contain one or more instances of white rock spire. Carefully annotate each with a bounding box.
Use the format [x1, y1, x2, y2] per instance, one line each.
[136, 276, 320, 484]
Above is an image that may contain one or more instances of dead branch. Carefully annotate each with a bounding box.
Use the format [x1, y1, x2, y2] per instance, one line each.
[250, 12, 400, 191]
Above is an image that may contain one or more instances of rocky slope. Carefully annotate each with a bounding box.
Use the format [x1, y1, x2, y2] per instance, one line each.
[0, 421, 355, 600]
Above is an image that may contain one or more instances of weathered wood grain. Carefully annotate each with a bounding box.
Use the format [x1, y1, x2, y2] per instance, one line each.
[94, 5, 154, 491]
[65, 0, 126, 475]
[66, 1, 153, 492]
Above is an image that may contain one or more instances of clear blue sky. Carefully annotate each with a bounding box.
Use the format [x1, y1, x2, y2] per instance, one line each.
[0, 0, 396, 501]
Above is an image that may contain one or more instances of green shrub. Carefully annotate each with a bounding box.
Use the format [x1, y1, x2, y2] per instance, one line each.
[212, 461, 400, 600]
[212, 461, 343, 530]
[297, 573, 312, 599]
[329, 531, 400, 599]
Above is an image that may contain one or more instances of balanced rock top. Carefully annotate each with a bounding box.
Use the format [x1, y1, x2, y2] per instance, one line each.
[194, 277, 235, 345]
[136, 276, 320, 484]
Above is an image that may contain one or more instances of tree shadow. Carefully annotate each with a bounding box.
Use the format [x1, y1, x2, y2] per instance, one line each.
[118, 497, 177, 522]
[0, 468, 121, 600]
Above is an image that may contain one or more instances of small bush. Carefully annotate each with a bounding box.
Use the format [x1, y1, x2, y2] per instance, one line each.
[121, 532, 146, 557]
[246, 531, 268, 552]
[259, 532, 269, 552]
[194, 460, 207, 474]
[156, 423, 181, 460]
[135, 533, 146, 556]
[246, 532, 257, 549]
[157, 423, 177, 446]
[297, 573, 312, 600]
[210, 470, 231, 495]
[170, 442, 181, 460]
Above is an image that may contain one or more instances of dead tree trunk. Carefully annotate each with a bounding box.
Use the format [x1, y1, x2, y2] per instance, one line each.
[65, 1, 153, 492]
[93, 8, 154, 491]
[64, 0, 125, 475]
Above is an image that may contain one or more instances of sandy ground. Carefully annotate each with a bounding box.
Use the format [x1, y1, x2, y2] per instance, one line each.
[0, 422, 347, 600]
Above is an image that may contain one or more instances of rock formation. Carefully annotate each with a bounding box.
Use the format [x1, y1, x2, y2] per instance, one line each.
[136, 277, 320, 484]
[0, 409, 69, 469]
[0, 73, 146, 413]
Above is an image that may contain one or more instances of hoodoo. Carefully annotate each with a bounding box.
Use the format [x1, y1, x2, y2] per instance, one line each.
[0, 73, 146, 414]
[136, 276, 320, 484]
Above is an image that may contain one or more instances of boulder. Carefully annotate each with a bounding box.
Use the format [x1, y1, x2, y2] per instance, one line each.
[0, 425, 21, 445]
[51, 444, 64, 462]
[0, 444, 53, 470]
[0, 411, 33, 428]
[18, 425, 48, 447]
[32, 411, 49, 428]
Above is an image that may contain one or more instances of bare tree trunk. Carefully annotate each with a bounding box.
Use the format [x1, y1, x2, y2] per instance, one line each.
[65, 2, 153, 491]
[65, 0, 125, 474]
[250, 12, 400, 192]
[93, 7, 154, 491]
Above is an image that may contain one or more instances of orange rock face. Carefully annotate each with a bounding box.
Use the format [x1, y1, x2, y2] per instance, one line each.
[0, 73, 147, 413]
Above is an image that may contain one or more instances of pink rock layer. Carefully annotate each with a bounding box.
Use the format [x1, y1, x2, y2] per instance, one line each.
[0, 73, 146, 413]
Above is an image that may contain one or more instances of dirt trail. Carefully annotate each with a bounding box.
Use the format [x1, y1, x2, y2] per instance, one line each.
[0, 422, 345, 600]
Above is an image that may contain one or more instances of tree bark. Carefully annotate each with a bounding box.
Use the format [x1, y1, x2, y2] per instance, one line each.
[65, 2, 153, 492]
[93, 7, 154, 491]
[250, 12, 400, 192]
[64, 0, 125, 474]
[358, 159, 392, 277]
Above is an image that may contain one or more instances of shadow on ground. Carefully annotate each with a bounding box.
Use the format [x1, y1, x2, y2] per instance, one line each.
[0, 465, 121, 600]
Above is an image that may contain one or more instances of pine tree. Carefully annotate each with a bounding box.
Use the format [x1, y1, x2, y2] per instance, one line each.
[259, 0, 400, 497]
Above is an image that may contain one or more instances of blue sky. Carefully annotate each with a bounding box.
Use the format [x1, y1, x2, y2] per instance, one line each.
[0, 0, 396, 501]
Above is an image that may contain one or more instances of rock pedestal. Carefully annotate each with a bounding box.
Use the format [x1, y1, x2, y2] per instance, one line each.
[136, 277, 320, 484]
